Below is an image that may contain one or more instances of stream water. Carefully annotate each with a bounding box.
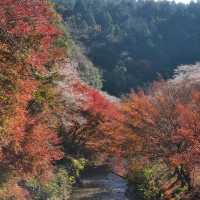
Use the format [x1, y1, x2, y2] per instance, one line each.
[71, 166, 138, 200]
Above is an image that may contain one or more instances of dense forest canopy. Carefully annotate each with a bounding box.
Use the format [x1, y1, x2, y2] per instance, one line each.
[0, 0, 200, 199]
[0, 1, 128, 198]
[54, 0, 200, 95]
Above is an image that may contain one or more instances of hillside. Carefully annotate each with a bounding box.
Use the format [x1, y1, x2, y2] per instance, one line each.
[0, 1, 118, 198]
[54, 0, 200, 95]
[57, 22, 103, 89]
[0, 1, 200, 200]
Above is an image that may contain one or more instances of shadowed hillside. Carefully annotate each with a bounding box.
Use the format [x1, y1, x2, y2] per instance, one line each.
[54, 0, 200, 95]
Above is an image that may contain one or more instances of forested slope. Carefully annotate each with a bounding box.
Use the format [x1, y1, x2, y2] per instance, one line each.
[0, 1, 200, 200]
[0, 1, 119, 198]
[54, 0, 200, 95]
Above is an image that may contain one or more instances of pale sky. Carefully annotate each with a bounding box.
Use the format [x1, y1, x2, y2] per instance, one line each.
[167, 0, 196, 3]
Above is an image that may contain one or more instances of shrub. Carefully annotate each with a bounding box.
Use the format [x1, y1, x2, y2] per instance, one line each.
[128, 164, 165, 200]
[25, 167, 73, 200]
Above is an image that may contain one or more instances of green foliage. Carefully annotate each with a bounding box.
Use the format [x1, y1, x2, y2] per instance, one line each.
[27, 156, 86, 198]
[25, 157, 88, 200]
[54, 0, 200, 95]
[54, 18, 103, 89]
[32, 70, 62, 84]
[173, 186, 188, 200]
[128, 164, 165, 200]
[27, 87, 56, 115]
[0, 92, 11, 106]
[25, 167, 72, 200]
[0, 73, 16, 91]
[65, 157, 88, 179]
[33, 87, 55, 105]
[70, 157, 88, 177]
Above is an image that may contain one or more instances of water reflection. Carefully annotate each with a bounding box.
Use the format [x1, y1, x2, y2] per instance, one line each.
[71, 167, 129, 200]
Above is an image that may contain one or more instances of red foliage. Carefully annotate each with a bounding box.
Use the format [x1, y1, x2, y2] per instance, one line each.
[0, 79, 63, 178]
[171, 91, 200, 169]
[122, 81, 200, 190]
[63, 82, 126, 159]
[0, 0, 64, 182]
[0, 1, 59, 36]
[0, 0, 62, 73]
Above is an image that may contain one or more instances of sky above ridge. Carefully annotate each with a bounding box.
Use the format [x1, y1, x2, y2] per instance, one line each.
[167, 0, 196, 3]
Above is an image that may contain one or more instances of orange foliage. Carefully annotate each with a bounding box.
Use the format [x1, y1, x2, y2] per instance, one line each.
[63, 82, 126, 159]
[0, 0, 64, 185]
[171, 91, 200, 169]
[122, 81, 200, 190]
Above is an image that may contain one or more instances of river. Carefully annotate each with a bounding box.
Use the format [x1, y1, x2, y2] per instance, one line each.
[71, 166, 139, 200]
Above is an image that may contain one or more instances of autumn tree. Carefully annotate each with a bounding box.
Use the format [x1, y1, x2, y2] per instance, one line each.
[58, 80, 126, 163]
[122, 80, 200, 198]
[171, 91, 200, 187]
[0, 1, 68, 198]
